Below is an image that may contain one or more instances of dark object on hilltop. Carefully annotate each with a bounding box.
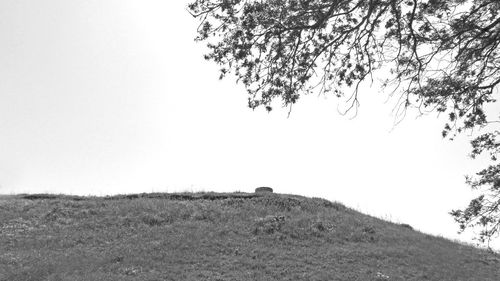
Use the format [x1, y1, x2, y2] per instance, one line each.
[22, 194, 59, 200]
[400, 223, 413, 230]
[21, 194, 85, 201]
[255, 187, 273, 193]
[104, 192, 258, 201]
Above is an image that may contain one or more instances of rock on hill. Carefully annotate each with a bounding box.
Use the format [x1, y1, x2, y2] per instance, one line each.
[0, 192, 499, 280]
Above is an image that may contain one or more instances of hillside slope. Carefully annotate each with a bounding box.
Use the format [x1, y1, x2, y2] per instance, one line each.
[0, 192, 499, 281]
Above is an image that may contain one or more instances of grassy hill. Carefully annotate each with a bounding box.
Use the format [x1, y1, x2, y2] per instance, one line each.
[0, 192, 499, 281]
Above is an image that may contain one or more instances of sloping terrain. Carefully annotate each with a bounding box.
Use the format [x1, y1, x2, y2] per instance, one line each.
[0, 192, 499, 281]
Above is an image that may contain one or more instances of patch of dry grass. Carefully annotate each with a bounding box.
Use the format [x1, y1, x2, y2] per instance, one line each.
[0, 192, 499, 280]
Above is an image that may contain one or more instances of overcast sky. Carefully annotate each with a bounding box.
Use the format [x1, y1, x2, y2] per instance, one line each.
[0, 0, 497, 248]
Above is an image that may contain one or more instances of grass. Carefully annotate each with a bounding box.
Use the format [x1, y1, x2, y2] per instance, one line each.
[0, 192, 499, 280]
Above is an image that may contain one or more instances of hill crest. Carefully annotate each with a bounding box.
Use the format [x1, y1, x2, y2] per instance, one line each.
[1, 192, 499, 280]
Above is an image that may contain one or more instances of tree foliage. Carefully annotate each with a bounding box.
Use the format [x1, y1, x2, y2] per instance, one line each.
[188, 0, 500, 245]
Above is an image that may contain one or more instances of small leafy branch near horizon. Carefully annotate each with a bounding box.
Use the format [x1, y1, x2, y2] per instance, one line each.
[188, 0, 500, 243]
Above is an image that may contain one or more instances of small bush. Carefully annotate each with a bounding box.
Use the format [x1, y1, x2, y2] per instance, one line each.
[253, 215, 286, 235]
[141, 214, 163, 226]
[363, 226, 376, 234]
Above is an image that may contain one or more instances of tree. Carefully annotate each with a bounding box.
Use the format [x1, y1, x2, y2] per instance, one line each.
[188, 0, 500, 246]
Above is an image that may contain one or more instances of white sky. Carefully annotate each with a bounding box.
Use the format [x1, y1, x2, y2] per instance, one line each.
[0, 0, 497, 248]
